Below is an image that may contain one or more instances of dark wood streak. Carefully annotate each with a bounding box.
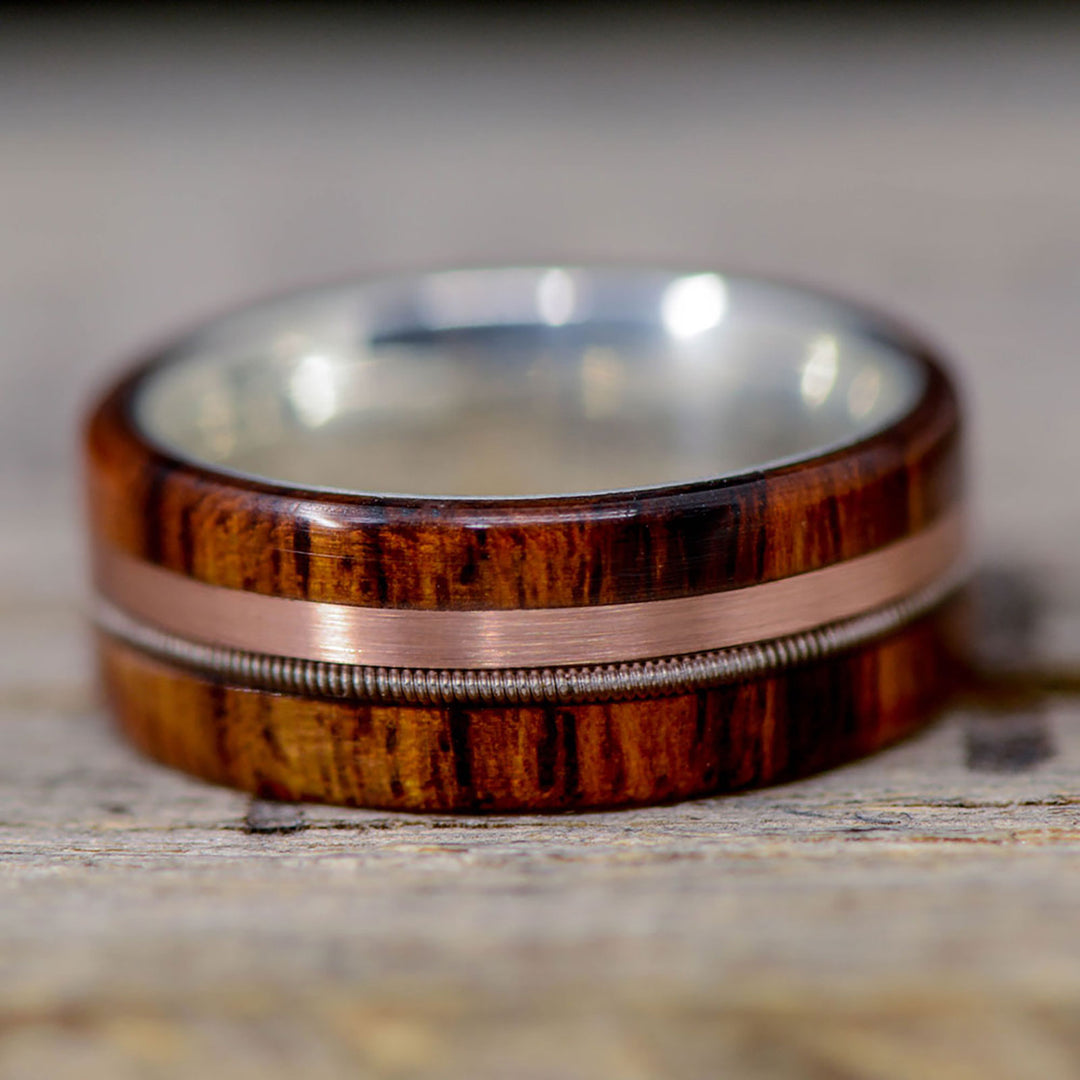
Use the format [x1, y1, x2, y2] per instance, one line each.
[536, 710, 559, 793]
[259, 715, 289, 766]
[560, 710, 580, 802]
[177, 503, 196, 576]
[206, 683, 231, 770]
[601, 705, 627, 796]
[139, 464, 170, 565]
[292, 518, 312, 596]
[448, 707, 473, 793]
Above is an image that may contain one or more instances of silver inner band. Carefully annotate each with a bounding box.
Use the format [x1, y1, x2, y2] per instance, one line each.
[134, 269, 926, 499]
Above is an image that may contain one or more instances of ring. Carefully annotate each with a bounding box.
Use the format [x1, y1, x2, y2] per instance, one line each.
[85, 267, 967, 810]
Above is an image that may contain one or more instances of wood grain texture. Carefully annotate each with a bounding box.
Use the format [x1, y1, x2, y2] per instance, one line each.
[85, 350, 962, 611]
[84, 297, 965, 809]
[97, 601, 964, 810]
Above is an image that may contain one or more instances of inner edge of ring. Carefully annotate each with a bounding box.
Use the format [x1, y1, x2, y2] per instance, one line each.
[94, 563, 969, 706]
[128, 270, 931, 502]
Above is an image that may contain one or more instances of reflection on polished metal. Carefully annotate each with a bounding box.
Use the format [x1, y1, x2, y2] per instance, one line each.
[135, 268, 925, 499]
[93, 508, 964, 673]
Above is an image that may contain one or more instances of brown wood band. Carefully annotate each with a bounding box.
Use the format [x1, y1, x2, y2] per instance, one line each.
[98, 597, 967, 812]
[93, 508, 964, 670]
[84, 276, 967, 810]
[84, 348, 960, 613]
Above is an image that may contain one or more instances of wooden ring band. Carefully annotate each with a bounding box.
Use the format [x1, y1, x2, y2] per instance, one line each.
[85, 269, 967, 811]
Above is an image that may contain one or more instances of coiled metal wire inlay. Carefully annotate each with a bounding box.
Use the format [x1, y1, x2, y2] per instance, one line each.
[96, 567, 965, 706]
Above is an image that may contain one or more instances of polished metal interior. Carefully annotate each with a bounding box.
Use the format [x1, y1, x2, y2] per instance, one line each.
[134, 269, 927, 499]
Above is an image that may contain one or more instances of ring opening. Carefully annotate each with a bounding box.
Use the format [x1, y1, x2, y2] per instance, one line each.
[133, 268, 926, 499]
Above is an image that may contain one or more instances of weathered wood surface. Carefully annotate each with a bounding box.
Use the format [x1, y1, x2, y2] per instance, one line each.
[4, 12, 1080, 1078]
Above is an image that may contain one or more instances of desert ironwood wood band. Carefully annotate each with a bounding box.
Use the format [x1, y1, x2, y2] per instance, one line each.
[93, 506, 964, 672]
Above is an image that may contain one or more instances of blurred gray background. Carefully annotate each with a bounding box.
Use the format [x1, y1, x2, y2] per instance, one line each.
[3, 7, 1080, 586]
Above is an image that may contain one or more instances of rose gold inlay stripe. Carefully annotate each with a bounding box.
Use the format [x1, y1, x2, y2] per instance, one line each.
[94, 508, 964, 670]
